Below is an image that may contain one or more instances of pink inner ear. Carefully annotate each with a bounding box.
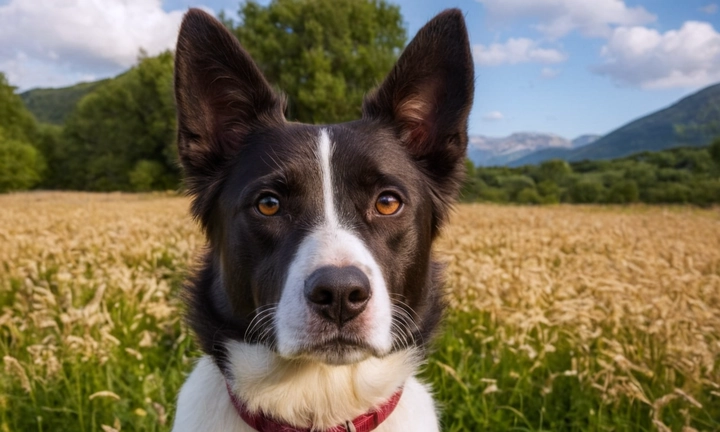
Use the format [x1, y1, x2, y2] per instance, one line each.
[396, 92, 438, 154]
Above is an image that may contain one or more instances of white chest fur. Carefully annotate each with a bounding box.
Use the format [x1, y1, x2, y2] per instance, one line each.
[172, 345, 439, 432]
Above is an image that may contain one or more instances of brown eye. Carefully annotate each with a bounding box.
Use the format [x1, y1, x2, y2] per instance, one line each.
[375, 193, 401, 215]
[257, 195, 280, 216]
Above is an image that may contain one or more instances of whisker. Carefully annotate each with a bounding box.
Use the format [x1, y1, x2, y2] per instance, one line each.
[244, 304, 278, 341]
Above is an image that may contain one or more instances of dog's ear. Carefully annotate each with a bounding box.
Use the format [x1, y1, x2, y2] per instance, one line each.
[363, 9, 474, 221]
[174, 8, 285, 216]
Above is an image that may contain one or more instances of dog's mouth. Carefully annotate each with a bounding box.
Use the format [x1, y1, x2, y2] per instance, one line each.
[296, 334, 380, 365]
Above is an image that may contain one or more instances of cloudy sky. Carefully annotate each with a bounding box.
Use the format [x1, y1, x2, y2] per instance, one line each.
[1, 0, 719, 139]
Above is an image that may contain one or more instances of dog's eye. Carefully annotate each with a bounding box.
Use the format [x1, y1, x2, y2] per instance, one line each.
[257, 195, 280, 216]
[375, 193, 401, 216]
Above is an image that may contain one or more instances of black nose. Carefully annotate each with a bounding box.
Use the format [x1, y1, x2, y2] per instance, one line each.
[304, 266, 371, 326]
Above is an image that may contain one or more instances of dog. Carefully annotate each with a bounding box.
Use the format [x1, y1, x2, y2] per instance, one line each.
[171, 7, 473, 432]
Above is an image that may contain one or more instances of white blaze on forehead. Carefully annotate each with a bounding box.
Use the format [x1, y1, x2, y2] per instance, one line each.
[318, 129, 339, 228]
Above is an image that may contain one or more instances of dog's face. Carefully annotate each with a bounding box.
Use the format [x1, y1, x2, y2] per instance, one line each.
[175, 9, 473, 366]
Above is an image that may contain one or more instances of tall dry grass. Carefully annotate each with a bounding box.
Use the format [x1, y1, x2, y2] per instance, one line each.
[433, 204, 720, 430]
[1, 193, 719, 430]
[0, 192, 200, 431]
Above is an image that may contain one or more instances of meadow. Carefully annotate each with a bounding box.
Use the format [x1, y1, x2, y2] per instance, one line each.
[1, 192, 719, 431]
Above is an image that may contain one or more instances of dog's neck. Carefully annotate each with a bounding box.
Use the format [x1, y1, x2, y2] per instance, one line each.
[223, 342, 421, 430]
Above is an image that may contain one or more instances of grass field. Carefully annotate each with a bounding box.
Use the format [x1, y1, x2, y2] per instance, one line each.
[1, 192, 719, 431]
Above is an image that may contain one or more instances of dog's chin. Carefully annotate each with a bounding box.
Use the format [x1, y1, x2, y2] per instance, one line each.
[305, 346, 371, 365]
[283, 336, 385, 365]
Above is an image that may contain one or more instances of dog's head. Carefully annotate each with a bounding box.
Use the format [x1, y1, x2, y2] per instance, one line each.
[175, 8, 473, 366]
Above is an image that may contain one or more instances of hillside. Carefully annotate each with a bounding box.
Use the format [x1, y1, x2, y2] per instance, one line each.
[20, 79, 108, 124]
[511, 82, 720, 167]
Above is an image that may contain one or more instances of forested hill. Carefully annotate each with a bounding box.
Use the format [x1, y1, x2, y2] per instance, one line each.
[20, 79, 108, 125]
[511, 82, 720, 166]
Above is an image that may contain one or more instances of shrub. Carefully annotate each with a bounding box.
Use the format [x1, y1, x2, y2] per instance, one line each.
[479, 187, 509, 203]
[537, 180, 559, 197]
[656, 168, 691, 183]
[624, 162, 657, 187]
[710, 137, 720, 167]
[129, 160, 169, 192]
[569, 179, 605, 203]
[645, 151, 677, 168]
[675, 149, 713, 173]
[572, 159, 613, 173]
[499, 175, 535, 200]
[606, 180, 639, 204]
[516, 187, 542, 205]
[537, 159, 572, 183]
[689, 180, 720, 206]
[0, 138, 44, 192]
[645, 183, 691, 204]
[600, 170, 624, 188]
[536, 180, 560, 203]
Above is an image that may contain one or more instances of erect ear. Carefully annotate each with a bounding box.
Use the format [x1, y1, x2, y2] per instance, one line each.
[362, 9, 474, 205]
[174, 8, 285, 217]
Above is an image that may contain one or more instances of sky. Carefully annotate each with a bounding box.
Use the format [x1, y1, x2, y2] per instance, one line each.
[0, 0, 719, 139]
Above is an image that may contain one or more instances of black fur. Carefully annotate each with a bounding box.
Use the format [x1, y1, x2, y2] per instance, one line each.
[174, 8, 473, 373]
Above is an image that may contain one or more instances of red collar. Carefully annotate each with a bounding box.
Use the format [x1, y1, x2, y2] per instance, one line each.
[226, 382, 403, 432]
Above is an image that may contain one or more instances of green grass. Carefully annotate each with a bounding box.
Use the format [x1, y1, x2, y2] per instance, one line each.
[5, 307, 719, 431]
[425, 312, 720, 431]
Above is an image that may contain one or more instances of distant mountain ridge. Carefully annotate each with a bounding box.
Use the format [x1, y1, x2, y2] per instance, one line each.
[510, 82, 720, 167]
[571, 134, 600, 148]
[468, 133, 600, 166]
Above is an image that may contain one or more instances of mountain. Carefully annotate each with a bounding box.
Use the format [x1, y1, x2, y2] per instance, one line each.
[571, 134, 600, 148]
[511, 83, 720, 167]
[20, 79, 108, 124]
[468, 132, 573, 166]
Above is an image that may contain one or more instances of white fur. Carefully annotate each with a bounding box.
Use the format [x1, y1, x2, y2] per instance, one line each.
[318, 128, 339, 228]
[172, 346, 440, 432]
[275, 129, 393, 360]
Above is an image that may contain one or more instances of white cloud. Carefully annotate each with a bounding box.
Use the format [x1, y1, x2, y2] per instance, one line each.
[700, 4, 718, 14]
[0, 0, 194, 90]
[473, 38, 566, 66]
[593, 21, 720, 89]
[540, 67, 561, 79]
[476, 0, 656, 39]
[483, 111, 505, 121]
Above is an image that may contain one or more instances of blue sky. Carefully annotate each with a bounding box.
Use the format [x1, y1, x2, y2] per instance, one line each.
[1, 0, 719, 139]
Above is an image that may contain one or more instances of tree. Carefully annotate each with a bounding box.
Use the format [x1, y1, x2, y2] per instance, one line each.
[537, 159, 572, 183]
[460, 160, 483, 202]
[229, 0, 406, 123]
[569, 179, 605, 203]
[516, 187, 542, 205]
[129, 159, 172, 191]
[537, 180, 560, 203]
[623, 162, 657, 187]
[0, 134, 44, 192]
[710, 137, 720, 167]
[0, 73, 37, 144]
[58, 52, 178, 190]
[606, 180, 639, 204]
[499, 175, 535, 200]
[0, 72, 43, 192]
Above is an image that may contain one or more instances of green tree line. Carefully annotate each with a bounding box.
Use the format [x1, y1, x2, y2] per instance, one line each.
[462, 142, 720, 206]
